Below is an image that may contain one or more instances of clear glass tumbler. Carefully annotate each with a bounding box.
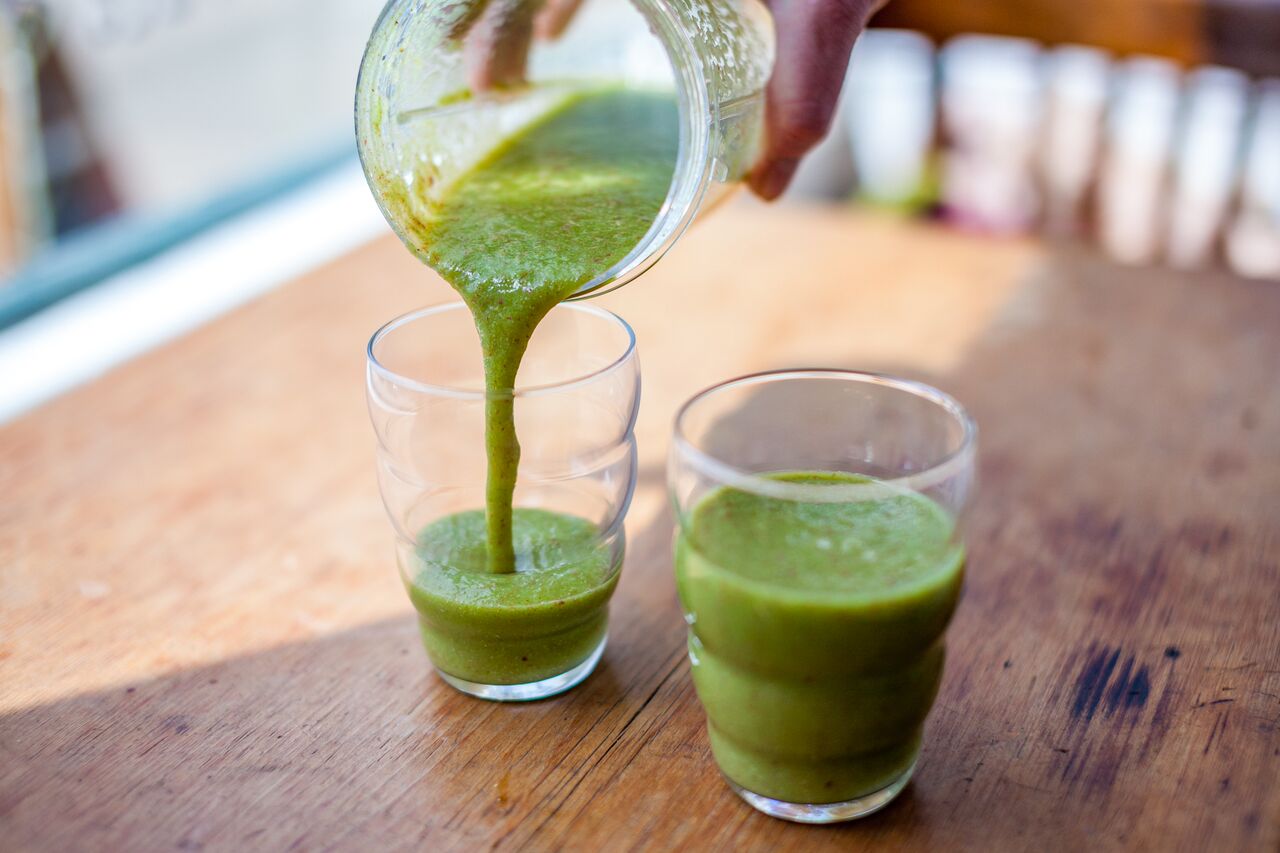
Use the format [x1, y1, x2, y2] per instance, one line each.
[367, 302, 639, 701]
[669, 370, 976, 822]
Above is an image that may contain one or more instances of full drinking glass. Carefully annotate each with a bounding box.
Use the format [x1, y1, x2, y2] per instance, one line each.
[368, 302, 639, 700]
[669, 370, 976, 822]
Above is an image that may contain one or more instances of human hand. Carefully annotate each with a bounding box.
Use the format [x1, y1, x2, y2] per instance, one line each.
[748, 0, 885, 200]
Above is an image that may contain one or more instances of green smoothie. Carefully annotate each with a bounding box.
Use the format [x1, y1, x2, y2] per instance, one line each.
[675, 472, 965, 804]
[417, 88, 677, 574]
[405, 509, 619, 684]
[390, 88, 676, 685]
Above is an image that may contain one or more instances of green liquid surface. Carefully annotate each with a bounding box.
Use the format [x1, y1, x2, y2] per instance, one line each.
[406, 509, 619, 685]
[675, 472, 965, 804]
[421, 88, 678, 573]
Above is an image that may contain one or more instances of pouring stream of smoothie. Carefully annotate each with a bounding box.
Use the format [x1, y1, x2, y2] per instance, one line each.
[416, 89, 678, 572]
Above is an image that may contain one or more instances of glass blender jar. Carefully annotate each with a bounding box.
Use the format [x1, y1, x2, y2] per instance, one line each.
[354, 0, 775, 297]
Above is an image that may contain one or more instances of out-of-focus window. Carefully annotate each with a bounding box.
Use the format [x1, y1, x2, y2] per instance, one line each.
[0, 0, 385, 325]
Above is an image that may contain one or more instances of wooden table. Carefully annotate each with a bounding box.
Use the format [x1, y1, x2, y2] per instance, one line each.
[3, 203, 1278, 851]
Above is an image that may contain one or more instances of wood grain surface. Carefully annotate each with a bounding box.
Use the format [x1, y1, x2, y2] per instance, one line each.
[2, 203, 1278, 851]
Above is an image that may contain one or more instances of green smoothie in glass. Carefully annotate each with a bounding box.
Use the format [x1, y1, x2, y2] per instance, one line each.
[676, 471, 965, 808]
[409, 509, 620, 685]
[384, 89, 677, 688]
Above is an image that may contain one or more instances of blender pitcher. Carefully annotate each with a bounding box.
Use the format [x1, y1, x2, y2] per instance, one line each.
[354, 0, 775, 297]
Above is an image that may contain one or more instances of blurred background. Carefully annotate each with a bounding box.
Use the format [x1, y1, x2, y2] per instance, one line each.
[0, 0, 1278, 418]
[0, 0, 386, 321]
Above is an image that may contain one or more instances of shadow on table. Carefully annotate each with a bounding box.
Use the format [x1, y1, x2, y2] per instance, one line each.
[0, 613, 661, 849]
[0, 463, 692, 850]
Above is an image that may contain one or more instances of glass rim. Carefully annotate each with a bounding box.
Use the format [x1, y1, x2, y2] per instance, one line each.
[367, 301, 637, 400]
[671, 369, 978, 503]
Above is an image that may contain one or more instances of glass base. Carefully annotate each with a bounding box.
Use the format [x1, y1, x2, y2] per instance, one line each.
[726, 760, 916, 824]
[435, 636, 607, 702]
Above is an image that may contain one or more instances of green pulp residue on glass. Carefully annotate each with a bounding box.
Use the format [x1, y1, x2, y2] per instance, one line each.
[414, 88, 677, 572]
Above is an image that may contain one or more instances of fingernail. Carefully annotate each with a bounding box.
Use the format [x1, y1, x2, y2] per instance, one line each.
[750, 158, 800, 201]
